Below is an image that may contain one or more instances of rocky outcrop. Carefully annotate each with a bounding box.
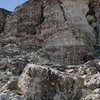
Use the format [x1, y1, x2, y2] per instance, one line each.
[0, 0, 100, 100]
[78, 59, 100, 75]
[0, 8, 11, 33]
[0, 0, 95, 66]
[84, 73, 100, 89]
[18, 64, 83, 100]
[37, 0, 96, 65]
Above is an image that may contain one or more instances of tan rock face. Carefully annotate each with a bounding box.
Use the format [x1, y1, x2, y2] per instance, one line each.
[18, 64, 83, 100]
[37, 0, 96, 64]
[1, 0, 96, 66]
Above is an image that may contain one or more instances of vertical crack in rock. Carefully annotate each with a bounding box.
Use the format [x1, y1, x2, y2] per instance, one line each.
[38, 1, 45, 25]
[58, 0, 67, 21]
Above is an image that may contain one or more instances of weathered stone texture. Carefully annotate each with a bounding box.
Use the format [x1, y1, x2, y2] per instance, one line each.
[4, 0, 43, 35]
[18, 64, 83, 100]
[0, 0, 96, 66]
[37, 0, 96, 64]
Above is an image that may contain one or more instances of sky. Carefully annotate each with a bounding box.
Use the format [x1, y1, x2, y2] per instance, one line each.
[0, 0, 28, 11]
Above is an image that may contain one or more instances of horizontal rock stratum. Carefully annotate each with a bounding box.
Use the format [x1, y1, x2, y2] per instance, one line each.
[18, 64, 83, 100]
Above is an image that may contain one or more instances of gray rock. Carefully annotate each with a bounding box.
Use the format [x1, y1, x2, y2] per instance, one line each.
[0, 90, 10, 100]
[0, 0, 96, 66]
[10, 95, 22, 100]
[18, 64, 83, 100]
[84, 73, 100, 89]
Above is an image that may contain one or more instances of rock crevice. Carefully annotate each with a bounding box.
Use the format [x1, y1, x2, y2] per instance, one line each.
[58, 0, 67, 22]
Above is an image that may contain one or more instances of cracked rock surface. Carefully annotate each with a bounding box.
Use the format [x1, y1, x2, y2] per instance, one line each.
[0, 0, 96, 66]
[0, 0, 100, 100]
[18, 64, 83, 100]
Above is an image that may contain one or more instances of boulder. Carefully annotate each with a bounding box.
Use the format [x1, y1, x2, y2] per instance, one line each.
[18, 64, 83, 100]
[0, 90, 10, 100]
[37, 0, 96, 65]
[4, 0, 43, 36]
[84, 73, 100, 89]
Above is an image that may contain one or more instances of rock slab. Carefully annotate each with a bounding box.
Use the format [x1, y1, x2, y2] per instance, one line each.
[18, 64, 83, 100]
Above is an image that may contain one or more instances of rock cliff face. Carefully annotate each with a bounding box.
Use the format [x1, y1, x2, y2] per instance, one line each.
[1, 0, 96, 66]
[0, 0, 100, 99]
[18, 64, 83, 100]
[0, 8, 11, 33]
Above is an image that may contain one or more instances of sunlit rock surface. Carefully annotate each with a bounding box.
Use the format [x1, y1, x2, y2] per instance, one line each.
[37, 0, 96, 64]
[1, 0, 96, 66]
[18, 64, 83, 100]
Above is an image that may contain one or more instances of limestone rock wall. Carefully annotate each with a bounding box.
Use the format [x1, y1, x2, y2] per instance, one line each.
[18, 64, 83, 100]
[4, 0, 43, 35]
[0, 0, 97, 66]
[2, 0, 43, 57]
[37, 0, 96, 64]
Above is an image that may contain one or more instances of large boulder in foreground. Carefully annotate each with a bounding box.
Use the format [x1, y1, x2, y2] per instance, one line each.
[18, 64, 83, 100]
